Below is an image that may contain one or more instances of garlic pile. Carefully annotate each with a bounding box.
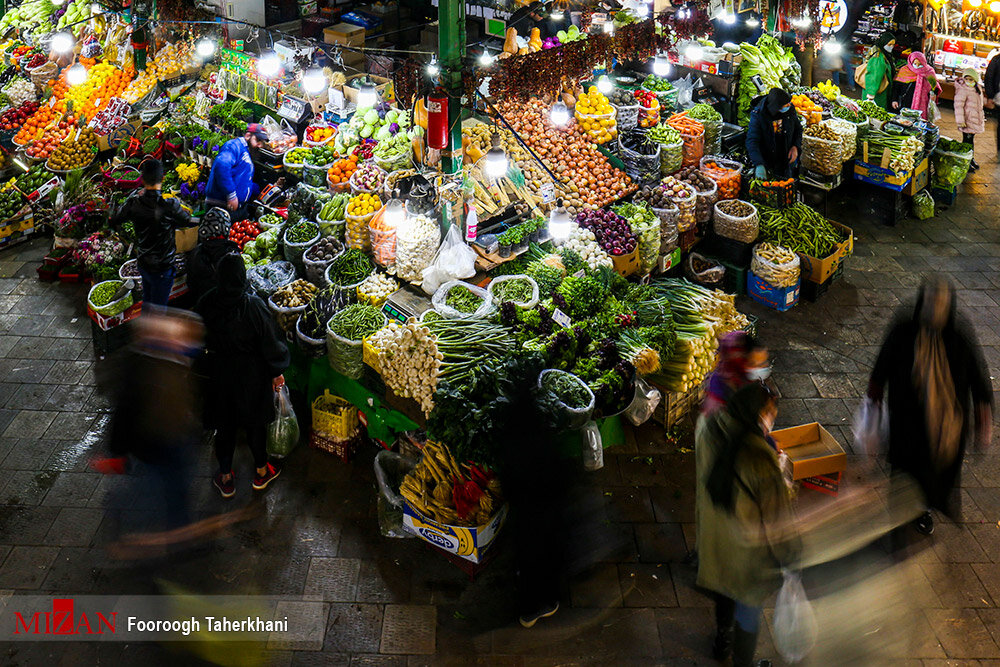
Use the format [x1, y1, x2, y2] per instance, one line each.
[368, 321, 442, 414]
[394, 214, 440, 282]
[358, 272, 399, 305]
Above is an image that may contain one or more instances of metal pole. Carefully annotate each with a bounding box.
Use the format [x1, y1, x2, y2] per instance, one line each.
[438, 0, 465, 176]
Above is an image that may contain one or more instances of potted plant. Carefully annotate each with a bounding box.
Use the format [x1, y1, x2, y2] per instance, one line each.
[497, 227, 514, 258]
[512, 224, 529, 253]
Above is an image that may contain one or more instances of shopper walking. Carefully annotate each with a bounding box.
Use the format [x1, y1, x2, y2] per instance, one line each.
[892, 51, 941, 120]
[703, 332, 771, 416]
[205, 123, 269, 222]
[954, 68, 986, 171]
[983, 49, 1000, 148]
[187, 207, 239, 302]
[862, 31, 896, 111]
[696, 383, 801, 667]
[867, 276, 993, 536]
[195, 253, 290, 498]
[746, 88, 803, 179]
[110, 158, 194, 310]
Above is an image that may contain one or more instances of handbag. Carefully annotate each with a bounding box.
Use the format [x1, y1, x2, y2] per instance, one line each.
[854, 60, 868, 88]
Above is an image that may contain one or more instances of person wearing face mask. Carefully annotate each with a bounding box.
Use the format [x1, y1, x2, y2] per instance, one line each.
[703, 332, 771, 416]
[862, 32, 897, 111]
[954, 68, 985, 171]
[746, 88, 803, 180]
[696, 383, 801, 667]
[868, 276, 993, 537]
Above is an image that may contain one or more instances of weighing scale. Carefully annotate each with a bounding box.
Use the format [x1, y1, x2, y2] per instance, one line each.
[277, 95, 314, 137]
[381, 284, 434, 324]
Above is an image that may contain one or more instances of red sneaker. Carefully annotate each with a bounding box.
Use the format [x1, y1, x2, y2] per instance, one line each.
[252, 463, 280, 491]
[213, 472, 236, 499]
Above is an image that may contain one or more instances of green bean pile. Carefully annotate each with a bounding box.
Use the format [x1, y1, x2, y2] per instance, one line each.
[757, 203, 846, 259]
[423, 312, 514, 385]
[326, 248, 373, 285]
[327, 303, 385, 340]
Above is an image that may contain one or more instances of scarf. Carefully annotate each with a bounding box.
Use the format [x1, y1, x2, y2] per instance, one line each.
[912, 289, 963, 470]
[909, 52, 939, 119]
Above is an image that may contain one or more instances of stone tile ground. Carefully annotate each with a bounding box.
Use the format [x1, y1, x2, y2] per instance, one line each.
[3, 108, 1000, 665]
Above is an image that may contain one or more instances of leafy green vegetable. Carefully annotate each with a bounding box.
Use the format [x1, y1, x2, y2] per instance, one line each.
[445, 285, 483, 313]
[541, 371, 591, 409]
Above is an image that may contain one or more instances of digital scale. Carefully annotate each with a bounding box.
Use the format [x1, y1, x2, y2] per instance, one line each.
[277, 95, 314, 138]
[381, 284, 434, 324]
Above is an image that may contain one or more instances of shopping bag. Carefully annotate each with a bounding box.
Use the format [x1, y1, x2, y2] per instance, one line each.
[624, 377, 662, 426]
[266, 384, 300, 458]
[581, 420, 604, 471]
[929, 99, 942, 123]
[851, 398, 887, 459]
[773, 570, 818, 663]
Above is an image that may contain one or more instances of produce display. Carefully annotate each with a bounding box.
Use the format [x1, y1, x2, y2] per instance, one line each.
[791, 94, 823, 124]
[351, 163, 386, 192]
[574, 87, 617, 145]
[831, 104, 866, 124]
[445, 284, 485, 314]
[229, 220, 261, 251]
[328, 302, 385, 340]
[751, 242, 800, 288]
[357, 272, 399, 305]
[326, 248, 374, 286]
[368, 321, 441, 414]
[931, 138, 974, 189]
[575, 208, 637, 257]
[665, 113, 705, 168]
[540, 370, 592, 409]
[0, 101, 39, 131]
[858, 100, 892, 122]
[0, 186, 25, 220]
[286, 221, 319, 244]
[558, 224, 614, 271]
[633, 89, 661, 128]
[700, 158, 741, 200]
[318, 194, 350, 222]
[304, 237, 343, 265]
[660, 176, 697, 230]
[399, 440, 502, 526]
[687, 103, 722, 154]
[863, 127, 924, 172]
[395, 213, 439, 282]
[270, 280, 318, 332]
[47, 128, 98, 171]
[612, 202, 659, 273]
[713, 199, 759, 244]
[802, 123, 845, 176]
[758, 203, 846, 259]
[647, 124, 684, 174]
[677, 166, 718, 223]
[15, 163, 50, 194]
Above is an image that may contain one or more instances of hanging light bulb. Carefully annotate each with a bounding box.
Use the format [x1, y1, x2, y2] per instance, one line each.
[990, 0, 1000, 12]
[653, 54, 670, 77]
[357, 82, 377, 108]
[746, 17, 761, 27]
[196, 37, 216, 58]
[550, 101, 570, 127]
[50, 32, 74, 54]
[970, 0, 983, 6]
[485, 135, 508, 178]
[597, 75, 613, 94]
[548, 202, 572, 241]
[722, 12, 736, 24]
[301, 68, 327, 95]
[635, 2, 649, 18]
[823, 40, 843, 55]
[66, 63, 87, 86]
[427, 55, 440, 76]
[550, 6, 565, 20]
[384, 199, 406, 227]
[479, 49, 494, 66]
[685, 44, 703, 61]
[257, 51, 281, 78]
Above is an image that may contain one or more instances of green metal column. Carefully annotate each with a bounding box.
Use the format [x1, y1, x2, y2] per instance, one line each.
[438, 0, 465, 175]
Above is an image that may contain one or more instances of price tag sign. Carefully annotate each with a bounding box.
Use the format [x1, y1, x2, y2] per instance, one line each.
[572, 269, 585, 279]
[540, 182, 555, 203]
[552, 308, 572, 328]
[28, 177, 60, 202]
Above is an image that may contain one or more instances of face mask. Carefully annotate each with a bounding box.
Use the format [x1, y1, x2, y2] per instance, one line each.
[884, 44, 893, 52]
[779, 105, 790, 113]
[746, 366, 772, 381]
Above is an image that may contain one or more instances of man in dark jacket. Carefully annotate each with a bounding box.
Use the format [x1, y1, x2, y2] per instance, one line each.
[195, 253, 290, 498]
[111, 159, 194, 309]
[187, 207, 239, 303]
[984, 50, 1000, 147]
[746, 88, 803, 179]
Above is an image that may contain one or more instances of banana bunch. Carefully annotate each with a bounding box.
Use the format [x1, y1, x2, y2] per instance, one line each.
[56, 0, 92, 35]
[399, 442, 502, 527]
[0, 0, 55, 34]
[816, 80, 840, 101]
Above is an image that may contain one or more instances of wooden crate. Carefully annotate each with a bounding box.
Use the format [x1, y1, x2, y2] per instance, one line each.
[651, 382, 706, 429]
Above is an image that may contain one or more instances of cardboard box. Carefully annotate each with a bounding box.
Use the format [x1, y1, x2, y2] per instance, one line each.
[770, 422, 847, 480]
[324, 23, 366, 47]
[657, 246, 682, 273]
[903, 156, 929, 196]
[853, 158, 911, 192]
[796, 220, 853, 284]
[96, 118, 142, 153]
[87, 301, 142, 331]
[747, 272, 800, 312]
[402, 501, 508, 563]
[175, 227, 198, 253]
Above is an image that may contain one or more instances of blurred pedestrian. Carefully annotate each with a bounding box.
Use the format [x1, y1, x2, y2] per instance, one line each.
[104, 310, 204, 529]
[195, 254, 290, 498]
[984, 49, 1000, 148]
[696, 384, 801, 667]
[187, 207, 239, 302]
[954, 68, 985, 171]
[702, 332, 770, 416]
[867, 276, 993, 536]
[110, 158, 194, 310]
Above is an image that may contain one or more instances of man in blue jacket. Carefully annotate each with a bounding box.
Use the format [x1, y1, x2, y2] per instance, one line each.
[746, 88, 802, 180]
[205, 123, 268, 221]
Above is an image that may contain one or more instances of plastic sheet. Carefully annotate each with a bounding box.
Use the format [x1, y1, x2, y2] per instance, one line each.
[659, 139, 683, 175]
[420, 223, 476, 294]
[247, 261, 297, 298]
[912, 189, 935, 220]
[431, 280, 494, 319]
[537, 369, 596, 430]
[374, 450, 418, 538]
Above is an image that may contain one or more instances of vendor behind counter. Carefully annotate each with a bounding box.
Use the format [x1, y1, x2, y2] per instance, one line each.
[746, 88, 802, 180]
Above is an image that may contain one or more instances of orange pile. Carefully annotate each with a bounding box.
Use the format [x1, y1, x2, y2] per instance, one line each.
[327, 155, 359, 185]
[81, 67, 135, 118]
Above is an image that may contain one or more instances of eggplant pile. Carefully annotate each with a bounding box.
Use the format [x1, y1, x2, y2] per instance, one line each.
[618, 131, 661, 184]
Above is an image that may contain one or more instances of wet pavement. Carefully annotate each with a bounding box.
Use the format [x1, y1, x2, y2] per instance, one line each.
[3, 108, 1000, 665]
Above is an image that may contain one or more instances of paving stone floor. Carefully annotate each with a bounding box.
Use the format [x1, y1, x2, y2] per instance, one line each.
[4, 109, 1000, 666]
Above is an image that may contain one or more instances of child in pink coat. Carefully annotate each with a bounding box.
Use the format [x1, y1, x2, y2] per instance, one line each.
[955, 67, 986, 171]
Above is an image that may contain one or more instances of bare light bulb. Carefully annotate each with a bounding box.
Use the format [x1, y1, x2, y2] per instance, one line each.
[653, 54, 669, 76]
[384, 199, 406, 227]
[479, 50, 494, 66]
[548, 205, 572, 241]
[485, 146, 508, 178]
[66, 63, 87, 86]
[257, 51, 281, 78]
[301, 68, 326, 95]
[823, 41, 843, 55]
[635, 2, 649, 18]
[596, 75, 612, 94]
[990, 0, 1000, 11]
[196, 37, 216, 58]
[723, 13, 736, 24]
[51, 32, 74, 54]
[550, 101, 570, 126]
[427, 56, 440, 76]
[550, 8, 565, 19]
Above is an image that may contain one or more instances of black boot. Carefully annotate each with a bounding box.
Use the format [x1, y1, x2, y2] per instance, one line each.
[732, 626, 760, 667]
[712, 626, 734, 661]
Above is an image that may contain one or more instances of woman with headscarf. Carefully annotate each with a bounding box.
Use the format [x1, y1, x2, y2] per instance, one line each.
[195, 253, 290, 498]
[187, 207, 239, 302]
[892, 51, 941, 119]
[863, 31, 896, 110]
[868, 276, 993, 536]
[703, 332, 771, 416]
[696, 383, 801, 667]
[746, 88, 803, 180]
[954, 67, 985, 171]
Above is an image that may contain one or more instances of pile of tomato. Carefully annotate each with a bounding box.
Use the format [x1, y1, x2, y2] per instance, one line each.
[228, 219, 261, 250]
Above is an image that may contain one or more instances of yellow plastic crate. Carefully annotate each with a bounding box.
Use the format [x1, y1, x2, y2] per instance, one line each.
[311, 390, 359, 440]
[362, 338, 382, 373]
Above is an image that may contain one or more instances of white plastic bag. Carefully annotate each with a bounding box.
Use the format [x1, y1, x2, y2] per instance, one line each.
[421, 223, 477, 295]
[581, 420, 604, 471]
[774, 570, 818, 664]
[624, 377, 662, 426]
[851, 398, 888, 459]
[266, 384, 300, 459]
[431, 280, 494, 319]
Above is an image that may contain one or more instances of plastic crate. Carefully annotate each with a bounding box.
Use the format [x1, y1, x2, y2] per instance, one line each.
[309, 428, 361, 463]
[801, 262, 845, 302]
[930, 186, 957, 206]
[858, 183, 909, 226]
[700, 232, 753, 267]
[91, 319, 133, 358]
[311, 391, 360, 440]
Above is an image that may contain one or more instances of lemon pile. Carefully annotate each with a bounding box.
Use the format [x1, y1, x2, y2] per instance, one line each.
[574, 87, 617, 145]
[64, 62, 118, 111]
[348, 192, 381, 217]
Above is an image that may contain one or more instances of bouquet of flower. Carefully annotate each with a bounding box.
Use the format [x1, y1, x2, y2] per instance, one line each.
[54, 205, 87, 239]
[178, 180, 206, 203]
[74, 231, 125, 269]
[175, 162, 200, 185]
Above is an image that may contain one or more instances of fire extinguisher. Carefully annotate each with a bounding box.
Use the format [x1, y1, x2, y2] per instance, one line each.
[426, 88, 449, 150]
